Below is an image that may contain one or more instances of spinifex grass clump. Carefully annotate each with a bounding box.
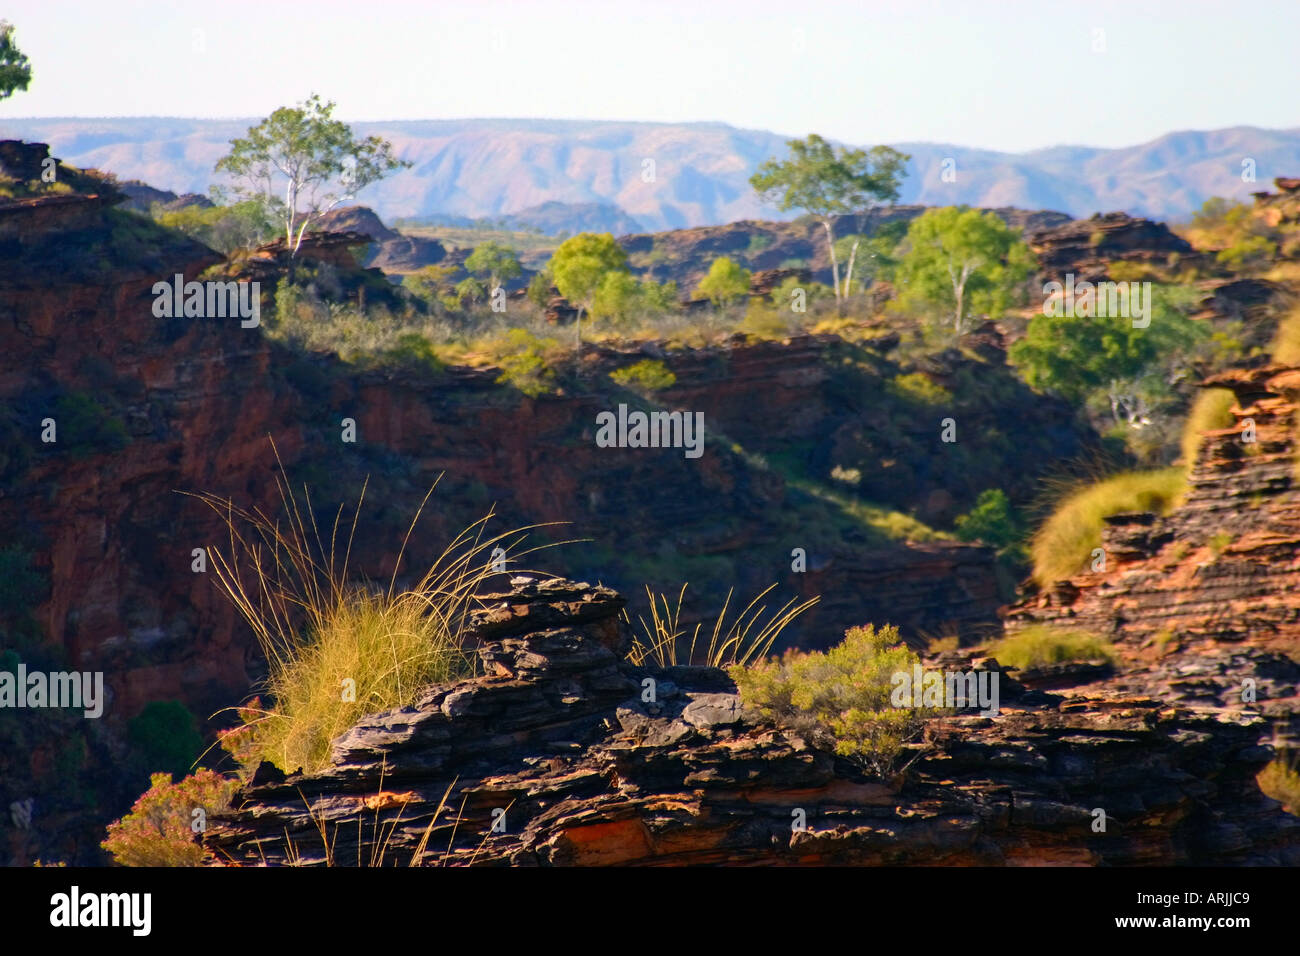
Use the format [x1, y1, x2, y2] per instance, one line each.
[624, 583, 819, 668]
[1258, 750, 1300, 816]
[1030, 467, 1185, 585]
[1180, 387, 1237, 468]
[986, 625, 1115, 671]
[729, 624, 943, 777]
[191, 461, 546, 776]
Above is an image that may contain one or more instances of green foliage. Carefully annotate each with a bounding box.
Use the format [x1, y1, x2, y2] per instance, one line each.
[894, 206, 1034, 335]
[526, 269, 554, 308]
[0, 20, 31, 101]
[1030, 467, 1186, 585]
[888, 371, 952, 405]
[213, 93, 409, 257]
[694, 256, 752, 308]
[128, 701, 204, 780]
[749, 134, 909, 220]
[590, 270, 642, 321]
[51, 392, 130, 457]
[639, 278, 679, 313]
[101, 770, 238, 867]
[454, 276, 486, 307]
[1010, 285, 1208, 406]
[403, 264, 459, 310]
[954, 489, 1024, 555]
[464, 240, 523, 291]
[494, 328, 561, 397]
[769, 275, 830, 310]
[377, 332, 446, 373]
[987, 626, 1115, 671]
[153, 200, 276, 254]
[1216, 234, 1277, 272]
[750, 133, 909, 311]
[549, 232, 630, 320]
[609, 358, 676, 392]
[730, 623, 940, 776]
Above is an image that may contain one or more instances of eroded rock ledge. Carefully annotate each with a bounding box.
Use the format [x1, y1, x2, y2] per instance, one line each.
[206, 577, 1300, 866]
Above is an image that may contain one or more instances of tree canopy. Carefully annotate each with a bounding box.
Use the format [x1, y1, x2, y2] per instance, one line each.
[894, 206, 1033, 336]
[465, 241, 523, 292]
[214, 94, 408, 259]
[0, 21, 31, 101]
[549, 232, 630, 345]
[750, 134, 910, 315]
[694, 256, 752, 308]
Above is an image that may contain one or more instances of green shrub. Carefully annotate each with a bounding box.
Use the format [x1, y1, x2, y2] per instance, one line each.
[987, 625, 1115, 671]
[1030, 467, 1185, 585]
[1216, 234, 1276, 272]
[954, 489, 1023, 556]
[494, 328, 561, 397]
[128, 700, 204, 780]
[101, 770, 238, 867]
[51, 392, 129, 457]
[730, 623, 942, 776]
[888, 371, 953, 405]
[609, 358, 676, 393]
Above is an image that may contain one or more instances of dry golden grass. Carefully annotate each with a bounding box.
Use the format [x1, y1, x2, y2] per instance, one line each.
[1029, 467, 1186, 586]
[1258, 751, 1300, 816]
[1180, 388, 1237, 468]
[190, 443, 555, 775]
[625, 583, 819, 668]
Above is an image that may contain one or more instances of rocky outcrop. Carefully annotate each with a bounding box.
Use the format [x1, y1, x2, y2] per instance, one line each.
[206, 576, 1300, 866]
[1005, 364, 1300, 752]
[1027, 211, 1199, 281]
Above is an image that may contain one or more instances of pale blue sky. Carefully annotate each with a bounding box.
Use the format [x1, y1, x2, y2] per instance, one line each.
[3, 0, 1293, 152]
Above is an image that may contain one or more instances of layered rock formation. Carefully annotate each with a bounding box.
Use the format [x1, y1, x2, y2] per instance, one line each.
[1027, 211, 1200, 281]
[1005, 364, 1300, 750]
[207, 576, 1300, 866]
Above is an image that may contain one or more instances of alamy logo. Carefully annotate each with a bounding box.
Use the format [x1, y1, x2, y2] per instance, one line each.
[595, 403, 704, 459]
[1042, 273, 1151, 328]
[50, 886, 151, 936]
[152, 274, 261, 328]
[0, 664, 104, 718]
[890, 664, 1000, 717]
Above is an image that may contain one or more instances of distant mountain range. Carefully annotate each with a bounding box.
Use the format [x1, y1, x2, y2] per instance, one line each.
[2, 117, 1296, 231]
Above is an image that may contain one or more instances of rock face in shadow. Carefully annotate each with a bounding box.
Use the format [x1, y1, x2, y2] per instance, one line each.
[206, 577, 1300, 866]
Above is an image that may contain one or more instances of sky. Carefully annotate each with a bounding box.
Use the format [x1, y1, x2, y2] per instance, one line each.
[2, 0, 1294, 153]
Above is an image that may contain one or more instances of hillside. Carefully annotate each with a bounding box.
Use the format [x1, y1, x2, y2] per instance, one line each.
[3, 117, 1298, 230]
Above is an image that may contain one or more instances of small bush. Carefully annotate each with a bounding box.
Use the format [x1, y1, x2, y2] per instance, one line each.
[1180, 388, 1236, 467]
[1030, 467, 1185, 585]
[102, 770, 238, 867]
[609, 358, 676, 393]
[889, 371, 953, 406]
[987, 625, 1115, 671]
[729, 623, 942, 777]
[954, 489, 1024, 557]
[128, 701, 204, 780]
[493, 328, 561, 397]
